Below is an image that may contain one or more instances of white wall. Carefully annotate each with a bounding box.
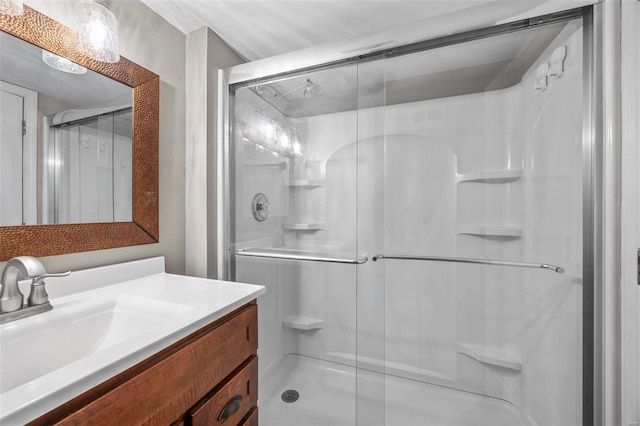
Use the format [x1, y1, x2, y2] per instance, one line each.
[185, 26, 244, 278]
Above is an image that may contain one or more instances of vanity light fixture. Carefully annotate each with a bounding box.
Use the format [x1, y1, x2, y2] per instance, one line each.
[74, 0, 120, 63]
[42, 50, 88, 74]
[0, 0, 22, 15]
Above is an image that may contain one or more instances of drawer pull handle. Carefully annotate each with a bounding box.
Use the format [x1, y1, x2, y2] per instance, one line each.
[218, 394, 243, 421]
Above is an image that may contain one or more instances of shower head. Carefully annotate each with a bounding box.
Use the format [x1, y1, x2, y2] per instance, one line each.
[303, 80, 321, 98]
[276, 79, 321, 99]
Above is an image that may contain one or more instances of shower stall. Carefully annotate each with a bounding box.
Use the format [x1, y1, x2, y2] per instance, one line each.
[220, 6, 603, 426]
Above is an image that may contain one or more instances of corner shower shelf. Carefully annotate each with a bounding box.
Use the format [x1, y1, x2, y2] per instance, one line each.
[457, 225, 522, 238]
[457, 342, 522, 371]
[282, 316, 324, 330]
[284, 223, 325, 231]
[286, 179, 325, 188]
[457, 169, 522, 183]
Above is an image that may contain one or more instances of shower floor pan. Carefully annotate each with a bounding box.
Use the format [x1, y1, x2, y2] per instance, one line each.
[259, 354, 524, 426]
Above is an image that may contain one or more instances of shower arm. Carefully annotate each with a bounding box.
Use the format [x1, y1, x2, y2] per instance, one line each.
[372, 254, 565, 274]
[277, 83, 307, 98]
[276, 79, 314, 99]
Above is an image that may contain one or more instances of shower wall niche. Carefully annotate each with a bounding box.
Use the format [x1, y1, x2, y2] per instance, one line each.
[229, 15, 585, 426]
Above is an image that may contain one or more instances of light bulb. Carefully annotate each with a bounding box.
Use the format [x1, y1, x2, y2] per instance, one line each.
[292, 142, 302, 156]
[279, 132, 290, 148]
[261, 121, 276, 144]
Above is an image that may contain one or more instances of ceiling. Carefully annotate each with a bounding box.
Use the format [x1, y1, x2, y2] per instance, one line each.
[140, 0, 499, 61]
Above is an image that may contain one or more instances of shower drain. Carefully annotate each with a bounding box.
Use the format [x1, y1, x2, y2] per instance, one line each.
[281, 389, 300, 403]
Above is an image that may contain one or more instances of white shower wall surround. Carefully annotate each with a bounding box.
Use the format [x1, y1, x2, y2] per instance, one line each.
[233, 19, 583, 426]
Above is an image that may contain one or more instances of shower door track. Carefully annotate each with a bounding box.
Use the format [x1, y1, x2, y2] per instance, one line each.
[226, 8, 588, 89]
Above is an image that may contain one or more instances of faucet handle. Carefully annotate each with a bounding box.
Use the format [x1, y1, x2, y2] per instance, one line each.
[32, 271, 71, 284]
[28, 271, 71, 306]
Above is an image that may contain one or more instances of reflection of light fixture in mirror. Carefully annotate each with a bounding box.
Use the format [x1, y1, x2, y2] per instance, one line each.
[0, 0, 22, 15]
[42, 50, 88, 74]
[74, 0, 120, 63]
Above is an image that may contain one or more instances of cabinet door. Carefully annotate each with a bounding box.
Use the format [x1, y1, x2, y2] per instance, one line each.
[189, 356, 258, 426]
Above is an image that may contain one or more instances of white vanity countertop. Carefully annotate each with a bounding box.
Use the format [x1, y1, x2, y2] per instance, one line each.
[0, 257, 265, 425]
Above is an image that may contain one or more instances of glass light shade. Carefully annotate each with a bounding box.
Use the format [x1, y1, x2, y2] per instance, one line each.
[74, 0, 119, 63]
[0, 0, 22, 15]
[42, 50, 88, 74]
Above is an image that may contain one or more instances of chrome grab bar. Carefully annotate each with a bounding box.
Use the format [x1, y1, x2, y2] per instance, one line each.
[236, 248, 368, 264]
[372, 254, 565, 274]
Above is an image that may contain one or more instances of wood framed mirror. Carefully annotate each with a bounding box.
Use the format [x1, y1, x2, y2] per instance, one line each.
[0, 5, 159, 261]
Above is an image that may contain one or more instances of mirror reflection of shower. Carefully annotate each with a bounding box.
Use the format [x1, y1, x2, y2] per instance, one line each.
[43, 105, 132, 224]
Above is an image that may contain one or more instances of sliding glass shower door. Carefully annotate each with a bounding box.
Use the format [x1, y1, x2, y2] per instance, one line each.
[227, 10, 588, 426]
[230, 64, 363, 426]
[361, 15, 585, 426]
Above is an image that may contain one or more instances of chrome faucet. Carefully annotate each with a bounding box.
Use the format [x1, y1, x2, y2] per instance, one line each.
[1, 256, 47, 313]
[0, 256, 70, 324]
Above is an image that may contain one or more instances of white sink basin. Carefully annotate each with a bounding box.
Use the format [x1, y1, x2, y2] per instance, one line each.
[0, 295, 193, 394]
[0, 257, 265, 425]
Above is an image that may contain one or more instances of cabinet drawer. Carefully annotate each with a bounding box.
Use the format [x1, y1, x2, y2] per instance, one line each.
[238, 407, 258, 426]
[188, 356, 258, 426]
[44, 304, 257, 426]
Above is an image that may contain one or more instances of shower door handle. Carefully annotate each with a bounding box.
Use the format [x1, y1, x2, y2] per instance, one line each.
[236, 248, 368, 264]
[372, 254, 565, 273]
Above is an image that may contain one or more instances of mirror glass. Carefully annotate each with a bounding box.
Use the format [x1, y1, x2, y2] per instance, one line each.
[0, 30, 132, 226]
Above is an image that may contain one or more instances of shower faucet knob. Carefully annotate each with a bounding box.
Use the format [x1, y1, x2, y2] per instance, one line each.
[252, 193, 271, 222]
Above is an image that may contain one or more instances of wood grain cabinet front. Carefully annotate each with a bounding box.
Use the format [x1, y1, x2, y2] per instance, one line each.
[187, 356, 258, 425]
[238, 407, 259, 426]
[29, 302, 258, 426]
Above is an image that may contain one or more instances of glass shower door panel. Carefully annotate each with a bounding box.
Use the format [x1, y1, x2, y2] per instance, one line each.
[354, 57, 387, 426]
[230, 65, 361, 426]
[376, 18, 584, 426]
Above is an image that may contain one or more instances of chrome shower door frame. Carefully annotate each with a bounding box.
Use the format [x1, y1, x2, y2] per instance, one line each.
[586, 3, 622, 425]
[218, 5, 612, 425]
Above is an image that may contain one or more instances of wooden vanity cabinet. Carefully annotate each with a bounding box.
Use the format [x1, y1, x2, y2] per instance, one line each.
[187, 356, 258, 425]
[29, 302, 259, 426]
